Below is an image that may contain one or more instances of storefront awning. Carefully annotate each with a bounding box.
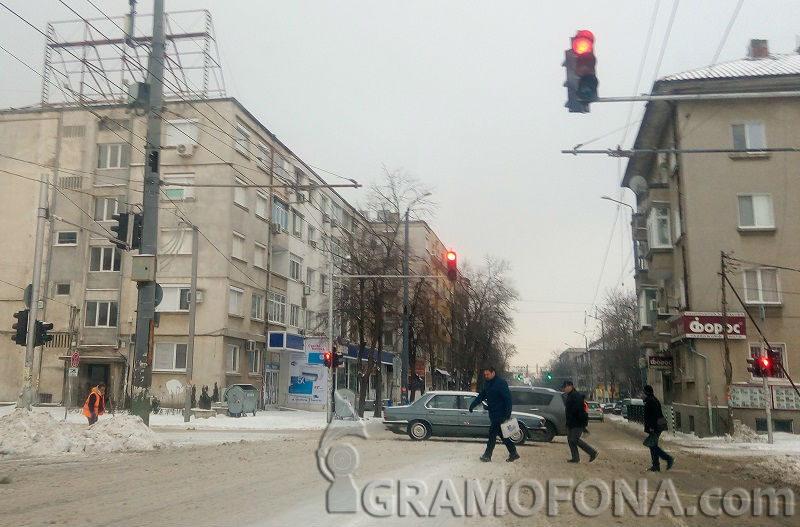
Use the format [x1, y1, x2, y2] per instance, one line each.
[58, 354, 126, 363]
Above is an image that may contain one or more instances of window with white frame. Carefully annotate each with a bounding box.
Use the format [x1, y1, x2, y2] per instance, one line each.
[273, 153, 290, 181]
[749, 343, 786, 378]
[254, 243, 267, 269]
[55, 231, 78, 246]
[234, 122, 250, 155]
[744, 268, 780, 304]
[97, 143, 129, 169]
[85, 301, 118, 327]
[256, 192, 269, 219]
[89, 246, 121, 272]
[292, 211, 303, 238]
[257, 143, 270, 168]
[732, 122, 766, 151]
[93, 197, 119, 221]
[162, 174, 195, 201]
[55, 283, 70, 295]
[320, 274, 328, 294]
[638, 289, 657, 328]
[154, 342, 188, 371]
[234, 178, 248, 208]
[272, 198, 289, 230]
[158, 228, 193, 255]
[251, 293, 264, 320]
[268, 291, 286, 324]
[738, 194, 774, 229]
[290, 304, 301, 327]
[248, 348, 260, 374]
[229, 287, 244, 316]
[226, 344, 239, 373]
[383, 331, 394, 347]
[321, 196, 329, 216]
[156, 284, 190, 312]
[306, 268, 316, 288]
[307, 224, 316, 244]
[165, 119, 199, 147]
[289, 253, 302, 281]
[232, 232, 246, 261]
[647, 206, 671, 249]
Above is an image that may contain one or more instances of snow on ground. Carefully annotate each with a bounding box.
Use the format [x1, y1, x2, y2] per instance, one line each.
[149, 408, 328, 431]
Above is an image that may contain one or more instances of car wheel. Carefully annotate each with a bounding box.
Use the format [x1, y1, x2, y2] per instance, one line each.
[510, 422, 526, 446]
[407, 420, 431, 441]
[542, 421, 557, 442]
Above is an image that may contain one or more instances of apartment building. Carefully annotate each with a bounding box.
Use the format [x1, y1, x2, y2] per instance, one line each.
[0, 98, 362, 410]
[622, 40, 800, 435]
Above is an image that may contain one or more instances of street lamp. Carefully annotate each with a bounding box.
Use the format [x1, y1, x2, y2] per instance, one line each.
[600, 195, 635, 213]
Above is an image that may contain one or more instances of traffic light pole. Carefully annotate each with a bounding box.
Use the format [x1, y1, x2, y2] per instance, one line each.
[401, 210, 410, 405]
[131, 0, 166, 426]
[184, 225, 199, 423]
[759, 306, 774, 444]
[18, 175, 49, 409]
[327, 257, 335, 423]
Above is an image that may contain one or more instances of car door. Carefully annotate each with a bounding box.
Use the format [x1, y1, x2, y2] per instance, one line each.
[425, 395, 461, 436]
[459, 394, 490, 437]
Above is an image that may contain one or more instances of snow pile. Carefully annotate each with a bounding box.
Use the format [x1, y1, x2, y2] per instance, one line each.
[754, 455, 800, 488]
[726, 421, 765, 443]
[0, 409, 162, 457]
[149, 409, 327, 431]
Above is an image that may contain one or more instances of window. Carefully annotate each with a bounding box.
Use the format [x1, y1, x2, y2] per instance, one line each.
[321, 196, 329, 216]
[673, 208, 682, 240]
[332, 202, 344, 225]
[162, 174, 195, 201]
[744, 268, 780, 304]
[154, 343, 188, 371]
[165, 119, 198, 147]
[85, 301, 118, 327]
[749, 343, 786, 378]
[306, 310, 315, 331]
[257, 143, 270, 168]
[638, 288, 657, 328]
[732, 122, 766, 151]
[273, 153, 290, 181]
[292, 211, 303, 238]
[647, 206, 671, 249]
[232, 232, 246, 261]
[272, 198, 289, 230]
[307, 225, 316, 244]
[254, 243, 267, 269]
[317, 312, 329, 331]
[158, 228, 193, 255]
[427, 395, 458, 409]
[97, 144, 129, 169]
[93, 197, 119, 221]
[383, 331, 394, 347]
[156, 285, 191, 312]
[248, 348, 260, 374]
[290, 304, 301, 327]
[256, 192, 269, 219]
[289, 254, 302, 280]
[55, 231, 78, 246]
[268, 291, 286, 324]
[55, 283, 70, 296]
[234, 122, 250, 155]
[226, 344, 239, 373]
[229, 287, 244, 316]
[510, 391, 554, 406]
[320, 274, 328, 294]
[738, 194, 774, 229]
[234, 178, 248, 208]
[251, 293, 264, 320]
[89, 246, 121, 272]
[306, 268, 316, 289]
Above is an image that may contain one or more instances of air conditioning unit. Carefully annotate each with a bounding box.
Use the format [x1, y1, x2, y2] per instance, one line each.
[176, 143, 196, 157]
[303, 285, 311, 296]
[246, 340, 256, 352]
[270, 223, 282, 235]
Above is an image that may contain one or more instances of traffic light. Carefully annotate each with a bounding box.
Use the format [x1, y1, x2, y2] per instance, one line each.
[516, 373, 523, 382]
[446, 251, 457, 281]
[747, 356, 766, 377]
[34, 320, 54, 347]
[545, 372, 553, 381]
[110, 212, 129, 249]
[323, 351, 332, 368]
[563, 29, 598, 113]
[11, 309, 29, 346]
[759, 355, 772, 377]
[767, 349, 782, 377]
[131, 212, 144, 250]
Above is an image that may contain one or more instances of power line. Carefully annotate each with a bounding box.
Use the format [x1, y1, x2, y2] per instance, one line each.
[0, 277, 75, 308]
[711, 0, 744, 65]
[651, 0, 680, 83]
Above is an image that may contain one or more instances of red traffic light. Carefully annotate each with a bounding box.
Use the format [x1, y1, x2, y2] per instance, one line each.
[323, 352, 332, 367]
[572, 30, 594, 55]
[446, 251, 456, 262]
[446, 251, 457, 281]
[760, 356, 770, 368]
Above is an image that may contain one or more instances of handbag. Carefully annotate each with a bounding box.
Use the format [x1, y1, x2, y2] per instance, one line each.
[656, 416, 668, 432]
[500, 418, 520, 439]
[643, 432, 658, 448]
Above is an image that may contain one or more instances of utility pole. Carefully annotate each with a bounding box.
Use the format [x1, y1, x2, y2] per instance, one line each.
[759, 305, 774, 444]
[401, 210, 410, 405]
[184, 225, 198, 423]
[327, 257, 335, 423]
[720, 252, 734, 435]
[18, 175, 49, 409]
[131, 0, 165, 425]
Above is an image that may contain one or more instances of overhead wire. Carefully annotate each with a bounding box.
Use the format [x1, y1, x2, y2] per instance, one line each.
[710, 0, 745, 65]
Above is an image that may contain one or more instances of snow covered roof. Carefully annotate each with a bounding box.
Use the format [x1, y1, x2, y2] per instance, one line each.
[660, 53, 800, 82]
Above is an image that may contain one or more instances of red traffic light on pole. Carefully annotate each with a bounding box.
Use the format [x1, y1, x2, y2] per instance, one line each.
[323, 352, 332, 368]
[446, 251, 457, 281]
[572, 30, 594, 55]
[563, 29, 598, 113]
[747, 356, 765, 377]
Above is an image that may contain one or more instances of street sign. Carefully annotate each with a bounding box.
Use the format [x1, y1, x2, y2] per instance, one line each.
[68, 367, 78, 377]
[70, 351, 80, 368]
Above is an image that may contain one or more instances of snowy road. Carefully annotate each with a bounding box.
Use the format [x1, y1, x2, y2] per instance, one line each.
[0, 420, 798, 526]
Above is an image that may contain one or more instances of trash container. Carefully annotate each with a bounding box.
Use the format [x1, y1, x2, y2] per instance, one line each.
[224, 384, 258, 417]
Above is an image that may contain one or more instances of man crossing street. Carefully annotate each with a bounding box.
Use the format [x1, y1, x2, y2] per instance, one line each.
[469, 367, 520, 463]
[562, 380, 598, 463]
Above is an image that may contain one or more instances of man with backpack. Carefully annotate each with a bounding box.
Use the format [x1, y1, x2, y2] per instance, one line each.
[562, 380, 598, 463]
[643, 385, 674, 471]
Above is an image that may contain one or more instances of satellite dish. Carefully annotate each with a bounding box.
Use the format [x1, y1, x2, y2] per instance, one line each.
[629, 175, 648, 196]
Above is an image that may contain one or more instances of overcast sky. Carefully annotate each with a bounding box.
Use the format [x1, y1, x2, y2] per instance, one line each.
[2, 1, 799, 370]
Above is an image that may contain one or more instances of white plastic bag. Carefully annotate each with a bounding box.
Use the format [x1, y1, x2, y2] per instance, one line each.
[500, 418, 520, 439]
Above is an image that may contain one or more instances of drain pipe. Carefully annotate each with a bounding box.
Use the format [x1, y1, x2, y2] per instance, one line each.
[688, 341, 713, 435]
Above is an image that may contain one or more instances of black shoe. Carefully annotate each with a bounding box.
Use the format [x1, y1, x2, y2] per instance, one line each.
[506, 452, 520, 462]
[589, 451, 598, 463]
[646, 466, 661, 472]
[566, 458, 579, 463]
[480, 455, 491, 462]
[666, 458, 674, 470]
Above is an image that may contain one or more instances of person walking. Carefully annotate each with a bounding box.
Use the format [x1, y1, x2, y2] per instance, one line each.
[469, 367, 520, 463]
[82, 382, 107, 425]
[643, 385, 674, 472]
[562, 380, 598, 463]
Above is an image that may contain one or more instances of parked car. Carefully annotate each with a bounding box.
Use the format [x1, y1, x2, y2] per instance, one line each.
[601, 403, 616, 414]
[613, 402, 623, 415]
[508, 386, 566, 441]
[586, 401, 604, 421]
[382, 391, 549, 445]
[620, 398, 644, 419]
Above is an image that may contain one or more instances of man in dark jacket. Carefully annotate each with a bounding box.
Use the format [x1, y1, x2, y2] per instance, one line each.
[469, 367, 519, 462]
[643, 385, 674, 471]
[562, 380, 598, 463]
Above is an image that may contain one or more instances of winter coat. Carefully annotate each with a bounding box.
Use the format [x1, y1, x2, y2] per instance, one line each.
[643, 394, 664, 433]
[469, 376, 513, 424]
[82, 388, 106, 418]
[563, 389, 589, 429]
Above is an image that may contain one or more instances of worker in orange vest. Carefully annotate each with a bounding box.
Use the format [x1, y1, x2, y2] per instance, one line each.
[82, 382, 107, 425]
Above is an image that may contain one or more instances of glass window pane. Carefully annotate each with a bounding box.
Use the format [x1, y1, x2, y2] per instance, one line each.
[175, 344, 187, 369]
[113, 248, 121, 271]
[102, 248, 112, 270]
[85, 302, 97, 326]
[738, 196, 754, 226]
[109, 302, 117, 326]
[761, 270, 779, 302]
[745, 270, 759, 302]
[732, 124, 746, 150]
[97, 302, 109, 326]
[154, 343, 173, 370]
[90, 247, 101, 271]
[747, 123, 765, 149]
[753, 195, 773, 227]
[180, 289, 191, 310]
